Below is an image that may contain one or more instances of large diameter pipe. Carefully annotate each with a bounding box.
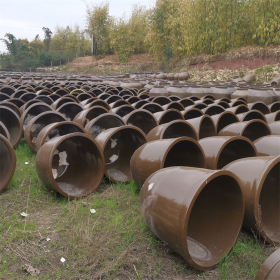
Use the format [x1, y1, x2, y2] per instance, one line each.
[147, 120, 198, 141]
[255, 249, 280, 280]
[153, 109, 184, 125]
[24, 111, 67, 153]
[199, 136, 257, 169]
[131, 137, 206, 188]
[211, 111, 239, 134]
[95, 126, 147, 183]
[123, 109, 158, 135]
[0, 106, 23, 147]
[36, 133, 105, 199]
[223, 156, 280, 244]
[186, 115, 216, 139]
[36, 121, 86, 152]
[140, 167, 244, 271]
[85, 113, 125, 139]
[0, 134, 16, 193]
[0, 121, 11, 142]
[253, 136, 280, 156]
[218, 120, 271, 142]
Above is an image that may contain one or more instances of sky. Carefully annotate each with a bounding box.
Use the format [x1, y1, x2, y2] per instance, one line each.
[0, 0, 154, 53]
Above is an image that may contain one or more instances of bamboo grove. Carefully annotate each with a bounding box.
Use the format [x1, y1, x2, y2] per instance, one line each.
[1, 0, 279, 70]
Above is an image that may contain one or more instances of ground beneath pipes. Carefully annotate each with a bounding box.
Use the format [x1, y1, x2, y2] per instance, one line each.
[0, 140, 278, 279]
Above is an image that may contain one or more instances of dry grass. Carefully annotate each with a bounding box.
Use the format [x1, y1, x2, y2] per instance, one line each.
[0, 141, 277, 279]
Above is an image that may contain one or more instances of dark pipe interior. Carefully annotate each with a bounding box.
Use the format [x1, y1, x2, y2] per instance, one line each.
[88, 116, 124, 138]
[251, 103, 270, 114]
[187, 175, 243, 267]
[58, 103, 83, 121]
[166, 102, 184, 111]
[235, 105, 249, 114]
[29, 113, 66, 149]
[45, 124, 84, 143]
[103, 129, 146, 182]
[270, 103, 280, 113]
[183, 109, 204, 120]
[141, 103, 164, 114]
[217, 114, 239, 133]
[259, 162, 280, 243]
[199, 118, 216, 139]
[153, 97, 171, 106]
[242, 111, 266, 122]
[0, 137, 14, 188]
[126, 111, 157, 135]
[217, 140, 256, 169]
[243, 122, 271, 142]
[204, 106, 225, 116]
[163, 122, 197, 140]
[115, 106, 135, 117]
[84, 107, 108, 126]
[159, 111, 183, 125]
[164, 141, 204, 168]
[52, 136, 103, 196]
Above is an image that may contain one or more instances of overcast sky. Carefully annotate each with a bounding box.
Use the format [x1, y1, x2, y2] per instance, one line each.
[0, 0, 154, 53]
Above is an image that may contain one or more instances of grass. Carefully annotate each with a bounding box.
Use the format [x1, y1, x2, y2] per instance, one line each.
[0, 141, 278, 279]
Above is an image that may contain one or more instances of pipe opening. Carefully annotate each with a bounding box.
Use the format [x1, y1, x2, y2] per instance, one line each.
[159, 111, 183, 125]
[88, 116, 124, 138]
[199, 118, 216, 139]
[183, 109, 203, 120]
[104, 129, 146, 182]
[242, 111, 266, 122]
[163, 122, 197, 140]
[217, 140, 256, 169]
[187, 175, 243, 267]
[259, 162, 280, 243]
[52, 136, 103, 197]
[0, 138, 14, 188]
[164, 141, 204, 168]
[243, 122, 271, 142]
[126, 111, 157, 135]
[217, 114, 239, 133]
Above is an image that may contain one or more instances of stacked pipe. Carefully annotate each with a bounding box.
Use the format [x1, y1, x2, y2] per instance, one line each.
[0, 71, 279, 274]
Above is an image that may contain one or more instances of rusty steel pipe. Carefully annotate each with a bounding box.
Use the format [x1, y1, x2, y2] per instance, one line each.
[153, 109, 184, 125]
[181, 108, 203, 120]
[131, 137, 206, 188]
[110, 105, 135, 117]
[265, 111, 280, 124]
[36, 121, 86, 152]
[95, 126, 147, 183]
[255, 249, 280, 280]
[223, 156, 280, 244]
[0, 121, 11, 142]
[56, 102, 83, 121]
[85, 113, 125, 139]
[218, 120, 271, 142]
[225, 104, 249, 114]
[0, 106, 23, 147]
[36, 133, 105, 199]
[211, 111, 239, 134]
[74, 106, 108, 127]
[186, 115, 216, 139]
[140, 167, 244, 271]
[237, 110, 267, 122]
[268, 121, 280, 135]
[198, 136, 257, 169]
[147, 120, 198, 142]
[123, 109, 158, 135]
[0, 134, 16, 193]
[21, 103, 54, 129]
[253, 136, 280, 156]
[24, 111, 67, 153]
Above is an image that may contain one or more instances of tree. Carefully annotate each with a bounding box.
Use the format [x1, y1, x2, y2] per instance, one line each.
[42, 27, 52, 52]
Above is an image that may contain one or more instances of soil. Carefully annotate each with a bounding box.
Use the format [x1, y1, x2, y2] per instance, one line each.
[189, 57, 280, 70]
